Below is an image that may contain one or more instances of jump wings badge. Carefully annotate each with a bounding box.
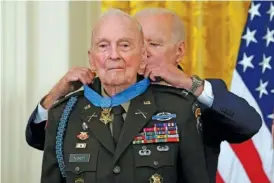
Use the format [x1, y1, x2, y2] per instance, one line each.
[100, 108, 112, 124]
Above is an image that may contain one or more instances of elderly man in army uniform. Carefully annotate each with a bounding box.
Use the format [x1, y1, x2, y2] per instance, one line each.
[40, 9, 210, 183]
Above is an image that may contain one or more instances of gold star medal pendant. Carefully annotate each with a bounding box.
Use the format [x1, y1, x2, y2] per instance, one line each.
[100, 107, 112, 124]
[99, 98, 112, 125]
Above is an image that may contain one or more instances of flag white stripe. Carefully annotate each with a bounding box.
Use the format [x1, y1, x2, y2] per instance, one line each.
[218, 141, 251, 183]
[230, 70, 274, 182]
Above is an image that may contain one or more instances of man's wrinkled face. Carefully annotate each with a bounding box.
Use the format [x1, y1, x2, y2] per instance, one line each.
[89, 15, 145, 86]
[136, 14, 185, 68]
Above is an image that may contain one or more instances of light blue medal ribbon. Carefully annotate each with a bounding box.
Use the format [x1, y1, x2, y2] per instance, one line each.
[83, 78, 150, 108]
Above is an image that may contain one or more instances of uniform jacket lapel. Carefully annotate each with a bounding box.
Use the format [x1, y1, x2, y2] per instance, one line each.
[113, 87, 157, 164]
[80, 78, 115, 155]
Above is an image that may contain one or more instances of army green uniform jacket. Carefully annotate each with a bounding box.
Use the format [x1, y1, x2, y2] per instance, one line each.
[40, 79, 210, 183]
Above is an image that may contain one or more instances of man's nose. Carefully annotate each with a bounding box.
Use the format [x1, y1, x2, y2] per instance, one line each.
[146, 48, 152, 58]
[109, 46, 120, 60]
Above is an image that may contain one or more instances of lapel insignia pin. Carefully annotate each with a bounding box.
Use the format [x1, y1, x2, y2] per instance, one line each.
[149, 173, 163, 183]
[84, 104, 91, 110]
[138, 146, 151, 156]
[86, 112, 98, 122]
[75, 143, 87, 149]
[77, 132, 89, 141]
[82, 122, 88, 131]
[144, 100, 151, 105]
[135, 109, 147, 119]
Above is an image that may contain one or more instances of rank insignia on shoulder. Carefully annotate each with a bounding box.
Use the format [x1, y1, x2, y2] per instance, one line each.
[149, 173, 163, 183]
[152, 112, 176, 121]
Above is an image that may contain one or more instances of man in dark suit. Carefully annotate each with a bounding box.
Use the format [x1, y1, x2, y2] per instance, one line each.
[27, 8, 262, 183]
[41, 9, 210, 183]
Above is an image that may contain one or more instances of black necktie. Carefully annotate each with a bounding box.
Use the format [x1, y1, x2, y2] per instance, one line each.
[112, 105, 125, 144]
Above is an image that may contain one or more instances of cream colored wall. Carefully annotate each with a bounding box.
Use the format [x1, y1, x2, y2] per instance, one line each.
[1, 1, 101, 183]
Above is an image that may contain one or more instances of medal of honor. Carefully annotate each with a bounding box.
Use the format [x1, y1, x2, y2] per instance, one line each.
[100, 108, 112, 124]
[84, 78, 150, 125]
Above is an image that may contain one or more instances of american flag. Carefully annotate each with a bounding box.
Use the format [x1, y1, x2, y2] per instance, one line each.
[217, 1, 274, 183]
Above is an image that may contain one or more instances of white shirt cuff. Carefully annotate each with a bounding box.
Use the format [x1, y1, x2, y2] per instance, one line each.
[33, 103, 49, 124]
[197, 80, 214, 107]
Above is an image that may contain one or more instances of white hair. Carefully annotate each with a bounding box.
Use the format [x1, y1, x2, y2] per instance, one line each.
[91, 9, 143, 46]
[100, 9, 143, 32]
[134, 8, 185, 43]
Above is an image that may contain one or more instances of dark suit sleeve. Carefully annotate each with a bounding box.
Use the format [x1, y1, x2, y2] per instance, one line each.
[202, 79, 262, 143]
[40, 108, 64, 183]
[25, 106, 46, 150]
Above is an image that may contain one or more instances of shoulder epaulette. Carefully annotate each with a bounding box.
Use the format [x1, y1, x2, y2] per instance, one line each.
[51, 90, 84, 109]
[150, 84, 196, 100]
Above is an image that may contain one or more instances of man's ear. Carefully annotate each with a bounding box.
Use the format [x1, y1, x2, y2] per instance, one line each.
[175, 41, 185, 64]
[138, 61, 146, 75]
[142, 46, 148, 62]
[138, 47, 147, 75]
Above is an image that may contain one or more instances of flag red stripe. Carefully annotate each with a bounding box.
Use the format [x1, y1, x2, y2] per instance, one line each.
[216, 171, 225, 183]
[230, 140, 270, 183]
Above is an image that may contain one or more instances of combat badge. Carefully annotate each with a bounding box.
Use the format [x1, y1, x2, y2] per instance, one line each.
[149, 173, 163, 183]
[152, 112, 176, 121]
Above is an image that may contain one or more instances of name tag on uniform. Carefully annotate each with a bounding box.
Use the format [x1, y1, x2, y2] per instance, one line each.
[69, 154, 90, 163]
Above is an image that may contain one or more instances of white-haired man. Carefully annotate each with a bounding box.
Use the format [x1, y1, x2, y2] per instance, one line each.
[27, 8, 261, 183]
[40, 9, 210, 183]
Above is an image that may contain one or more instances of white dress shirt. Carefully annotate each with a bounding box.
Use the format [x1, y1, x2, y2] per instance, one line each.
[33, 80, 214, 124]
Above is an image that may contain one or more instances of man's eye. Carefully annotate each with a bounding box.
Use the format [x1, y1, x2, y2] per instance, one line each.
[99, 44, 107, 48]
[150, 42, 160, 47]
[120, 43, 129, 47]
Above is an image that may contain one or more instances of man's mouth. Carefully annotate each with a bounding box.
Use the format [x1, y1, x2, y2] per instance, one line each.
[108, 67, 124, 71]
